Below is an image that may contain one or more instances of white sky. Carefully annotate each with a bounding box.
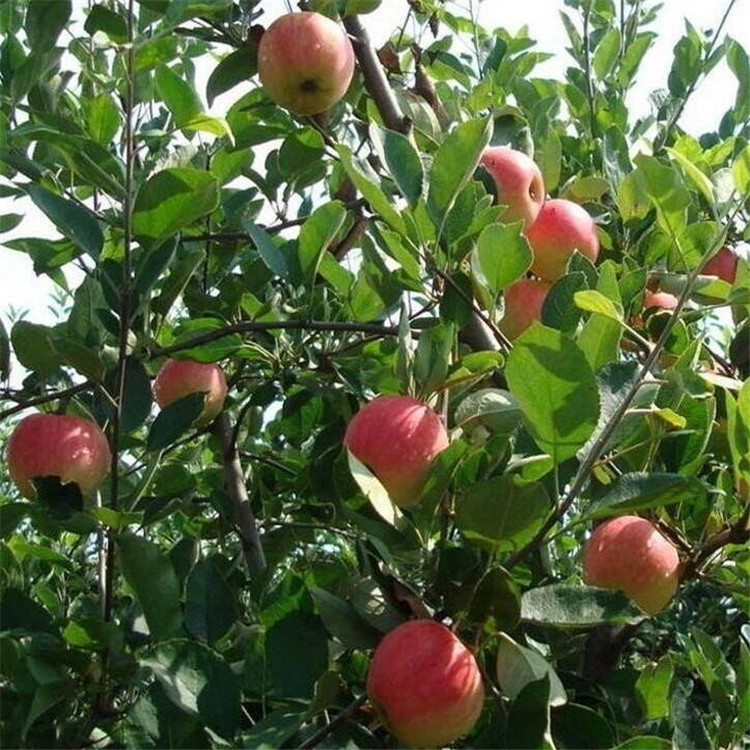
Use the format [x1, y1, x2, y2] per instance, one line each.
[2, 0, 749, 335]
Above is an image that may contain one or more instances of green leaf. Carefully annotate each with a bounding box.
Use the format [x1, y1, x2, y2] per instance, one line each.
[506, 324, 600, 464]
[22, 683, 68, 740]
[665, 147, 716, 204]
[471, 222, 533, 294]
[143, 639, 241, 739]
[0, 213, 23, 233]
[118, 533, 183, 641]
[26, 185, 103, 258]
[84, 4, 127, 43]
[266, 612, 329, 700]
[0, 318, 10, 382]
[185, 559, 235, 643]
[542, 273, 587, 333]
[25, 0, 71, 50]
[90, 507, 143, 530]
[0, 587, 55, 634]
[337, 144, 406, 234]
[615, 739, 671, 750]
[369, 122, 424, 205]
[469, 567, 522, 633]
[593, 27, 621, 79]
[207, 46, 258, 107]
[298, 201, 347, 281]
[496, 632, 566, 705]
[537, 129, 562, 192]
[521, 585, 643, 628]
[85, 93, 121, 145]
[347, 451, 403, 527]
[309, 587, 380, 649]
[413, 322, 454, 394]
[155, 64, 202, 125]
[584, 472, 705, 520]
[146, 392, 206, 451]
[244, 220, 292, 280]
[427, 117, 493, 224]
[636, 655, 673, 721]
[733, 143, 750, 196]
[634, 155, 690, 237]
[132, 168, 219, 240]
[10, 321, 60, 375]
[456, 474, 551, 553]
[552, 703, 616, 750]
[455, 388, 521, 435]
[505, 676, 555, 750]
[239, 707, 308, 750]
[574, 290, 624, 322]
[670, 677, 713, 750]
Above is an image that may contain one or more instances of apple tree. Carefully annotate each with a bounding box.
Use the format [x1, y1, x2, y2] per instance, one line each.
[0, 0, 749, 747]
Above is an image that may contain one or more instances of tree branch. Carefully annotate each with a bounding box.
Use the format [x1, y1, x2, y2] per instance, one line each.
[343, 14, 411, 134]
[298, 695, 368, 749]
[212, 412, 266, 576]
[149, 320, 399, 359]
[0, 381, 93, 422]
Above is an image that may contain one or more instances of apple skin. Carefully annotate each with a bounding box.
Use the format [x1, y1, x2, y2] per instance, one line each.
[258, 12, 355, 116]
[500, 278, 551, 340]
[479, 146, 546, 227]
[7, 413, 111, 499]
[643, 289, 678, 311]
[153, 359, 228, 427]
[583, 515, 680, 615]
[526, 199, 600, 281]
[702, 246, 738, 284]
[344, 395, 449, 507]
[366, 620, 485, 748]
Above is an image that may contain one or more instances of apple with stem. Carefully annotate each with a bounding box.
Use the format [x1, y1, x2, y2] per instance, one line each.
[258, 12, 355, 116]
[583, 515, 680, 615]
[499, 278, 551, 340]
[479, 146, 546, 227]
[7, 413, 111, 499]
[367, 620, 485, 748]
[526, 199, 600, 281]
[344, 395, 449, 507]
[153, 359, 228, 427]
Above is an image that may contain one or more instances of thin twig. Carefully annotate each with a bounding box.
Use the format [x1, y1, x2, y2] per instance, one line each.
[298, 695, 368, 749]
[0, 381, 93, 422]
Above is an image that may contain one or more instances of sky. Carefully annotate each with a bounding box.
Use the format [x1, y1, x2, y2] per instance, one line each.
[2, 0, 749, 339]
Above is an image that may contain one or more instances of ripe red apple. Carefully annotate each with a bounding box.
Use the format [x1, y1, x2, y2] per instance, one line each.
[7, 413, 111, 499]
[367, 620, 485, 748]
[702, 246, 738, 284]
[526, 199, 600, 281]
[499, 278, 551, 340]
[479, 146, 545, 227]
[583, 515, 680, 615]
[257, 12, 355, 116]
[643, 289, 678, 311]
[153, 359, 228, 427]
[344, 395, 449, 507]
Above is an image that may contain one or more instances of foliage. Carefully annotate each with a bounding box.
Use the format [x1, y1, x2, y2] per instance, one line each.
[1, 0, 749, 748]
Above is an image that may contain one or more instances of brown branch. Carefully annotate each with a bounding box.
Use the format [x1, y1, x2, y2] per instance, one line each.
[343, 14, 411, 134]
[298, 695, 368, 749]
[411, 44, 450, 128]
[149, 320, 399, 359]
[0, 381, 93, 422]
[333, 215, 368, 260]
[212, 412, 266, 575]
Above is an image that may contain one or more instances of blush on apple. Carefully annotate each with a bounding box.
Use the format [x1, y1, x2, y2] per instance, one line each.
[499, 278, 551, 340]
[153, 359, 228, 427]
[526, 198, 600, 281]
[7, 413, 111, 499]
[643, 289, 678, 311]
[583, 515, 680, 615]
[344, 395, 449, 507]
[366, 620, 485, 748]
[702, 246, 738, 284]
[479, 146, 546, 228]
[258, 11, 355, 116]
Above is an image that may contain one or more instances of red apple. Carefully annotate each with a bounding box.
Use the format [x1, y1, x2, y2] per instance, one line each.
[258, 12, 355, 116]
[367, 620, 485, 748]
[479, 146, 545, 227]
[583, 515, 680, 615]
[7, 413, 111, 499]
[643, 289, 678, 311]
[702, 246, 738, 284]
[499, 278, 551, 340]
[344, 395, 449, 507]
[153, 359, 228, 427]
[526, 199, 600, 281]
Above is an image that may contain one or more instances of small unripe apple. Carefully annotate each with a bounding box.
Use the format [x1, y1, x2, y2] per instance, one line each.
[258, 12, 355, 116]
[583, 515, 680, 615]
[526, 199, 600, 281]
[479, 146, 545, 227]
[7, 413, 111, 499]
[643, 289, 678, 311]
[499, 278, 551, 340]
[344, 395, 449, 507]
[702, 246, 738, 284]
[153, 359, 228, 427]
[367, 620, 485, 748]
